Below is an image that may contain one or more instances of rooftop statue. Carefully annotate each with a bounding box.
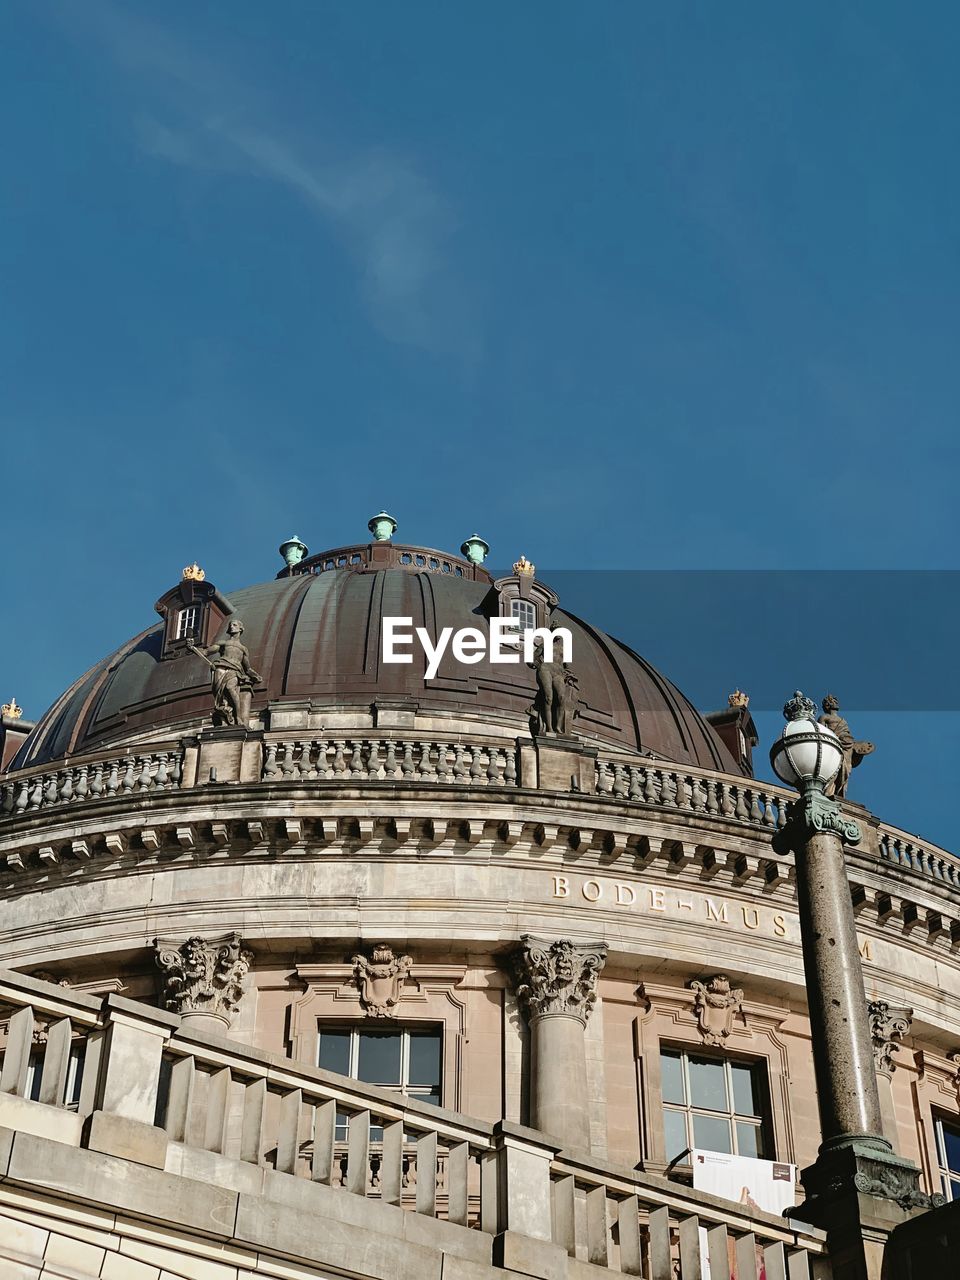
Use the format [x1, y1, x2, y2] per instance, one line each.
[529, 629, 579, 737]
[818, 694, 874, 800]
[188, 619, 261, 728]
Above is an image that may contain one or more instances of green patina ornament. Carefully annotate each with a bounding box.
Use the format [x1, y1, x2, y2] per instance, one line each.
[368, 512, 398, 542]
[460, 535, 490, 565]
[773, 782, 862, 855]
[279, 535, 308, 567]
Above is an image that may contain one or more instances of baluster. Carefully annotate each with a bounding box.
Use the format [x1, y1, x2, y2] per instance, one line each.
[585, 1186, 609, 1267]
[163, 1057, 195, 1142]
[276, 1088, 303, 1175]
[262, 743, 278, 779]
[380, 1119, 403, 1205]
[15, 781, 29, 812]
[707, 1224, 730, 1280]
[346, 1110, 371, 1194]
[612, 764, 628, 799]
[597, 761, 614, 794]
[749, 789, 764, 823]
[468, 745, 482, 784]
[643, 767, 658, 804]
[154, 754, 169, 789]
[678, 1216, 701, 1279]
[332, 741, 347, 776]
[705, 779, 719, 815]
[446, 1141, 470, 1226]
[368, 741, 385, 780]
[240, 1078, 267, 1164]
[734, 786, 749, 821]
[452, 744, 467, 782]
[311, 1099, 337, 1184]
[415, 1131, 438, 1216]
[137, 756, 155, 790]
[59, 770, 74, 803]
[37, 1017, 72, 1106]
[419, 742, 436, 781]
[29, 778, 44, 809]
[435, 743, 450, 782]
[762, 1241, 788, 1280]
[690, 777, 705, 813]
[486, 747, 499, 785]
[44, 774, 60, 805]
[121, 757, 136, 792]
[302, 741, 319, 780]
[280, 742, 296, 778]
[718, 782, 733, 817]
[675, 774, 691, 809]
[661, 771, 678, 807]
[617, 1196, 642, 1276]
[735, 1234, 760, 1280]
[762, 793, 777, 826]
[503, 748, 516, 788]
[170, 753, 183, 786]
[627, 767, 642, 800]
[384, 740, 399, 779]
[203, 1067, 232, 1154]
[0, 1006, 35, 1095]
[553, 1174, 576, 1257]
[401, 742, 415, 780]
[776, 797, 788, 828]
[348, 741, 366, 779]
[648, 1205, 673, 1280]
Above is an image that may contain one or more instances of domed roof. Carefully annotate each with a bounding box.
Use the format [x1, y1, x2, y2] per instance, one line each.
[13, 543, 738, 774]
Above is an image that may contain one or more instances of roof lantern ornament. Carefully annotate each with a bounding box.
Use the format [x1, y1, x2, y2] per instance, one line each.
[279, 535, 308, 568]
[1, 697, 23, 720]
[181, 563, 206, 583]
[513, 555, 535, 577]
[728, 689, 750, 709]
[460, 535, 490, 565]
[368, 511, 398, 542]
[771, 690, 860, 846]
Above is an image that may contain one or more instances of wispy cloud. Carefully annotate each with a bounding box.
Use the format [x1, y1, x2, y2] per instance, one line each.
[56, 2, 475, 356]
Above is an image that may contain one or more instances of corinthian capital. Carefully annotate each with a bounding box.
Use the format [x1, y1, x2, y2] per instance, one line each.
[155, 932, 253, 1025]
[868, 1000, 913, 1075]
[512, 935, 607, 1025]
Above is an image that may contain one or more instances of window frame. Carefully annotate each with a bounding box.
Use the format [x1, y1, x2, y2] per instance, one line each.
[509, 598, 538, 633]
[175, 604, 203, 641]
[934, 1112, 960, 1201]
[317, 1023, 443, 1141]
[660, 1045, 772, 1164]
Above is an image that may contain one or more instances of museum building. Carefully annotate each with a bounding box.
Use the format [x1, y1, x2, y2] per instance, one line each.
[0, 516, 959, 1279]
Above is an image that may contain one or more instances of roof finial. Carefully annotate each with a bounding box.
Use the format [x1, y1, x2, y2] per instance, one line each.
[513, 555, 535, 577]
[728, 689, 750, 709]
[368, 511, 398, 542]
[181, 563, 206, 582]
[279, 535, 308, 567]
[460, 535, 490, 565]
[1, 697, 23, 720]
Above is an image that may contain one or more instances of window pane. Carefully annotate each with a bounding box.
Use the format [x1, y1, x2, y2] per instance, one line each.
[731, 1062, 761, 1117]
[693, 1113, 733, 1154]
[688, 1057, 727, 1111]
[949, 1177, 960, 1202]
[661, 1051, 685, 1105]
[318, 1031, 351, 1076]
[942, 1121, 960, 1176]
[736, 1121, 763, 1159]
[408, 1031, 441, 1089]
[663, 1109, 689, 1162]
[357, 1030, 403, 1084]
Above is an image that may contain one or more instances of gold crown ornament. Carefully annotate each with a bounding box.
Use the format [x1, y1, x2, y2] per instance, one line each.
[727, 689, 750, 709]
[1, 697, 23, 720]
[513, 556, 535, 577]
[181, 563, 206, 583]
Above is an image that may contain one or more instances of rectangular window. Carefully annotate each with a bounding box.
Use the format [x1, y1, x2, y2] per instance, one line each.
[661, 1047, 770, 1163]
[935, 1115, 960, 1201]
[510, 599, 537, 632]
[175, 605, 202, 640]
[318, 1025, 442, 1140]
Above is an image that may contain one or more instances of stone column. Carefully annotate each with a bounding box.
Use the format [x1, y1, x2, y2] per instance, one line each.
[869, 1000, 913, 1146]
[155, 932, 253, 1032]
[511, 935, 606, 1151]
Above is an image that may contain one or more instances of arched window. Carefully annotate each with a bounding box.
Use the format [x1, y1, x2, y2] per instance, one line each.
[510, 598, 537, 633]
[175, 605, 202, 640]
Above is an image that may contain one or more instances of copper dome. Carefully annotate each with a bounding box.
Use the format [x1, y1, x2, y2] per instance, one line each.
[13, 545, 737, 774]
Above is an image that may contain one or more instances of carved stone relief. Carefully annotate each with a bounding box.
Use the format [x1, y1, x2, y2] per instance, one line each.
[868, 1000, 913, 1075]
[689, 974, 744, 1046]
[155, 932, 253, 1025]
[352, 943, 413, 1017]
[511, 936, 607, 1026]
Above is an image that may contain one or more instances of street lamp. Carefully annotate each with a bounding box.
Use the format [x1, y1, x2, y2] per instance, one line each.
[770, 692, 931, 1260]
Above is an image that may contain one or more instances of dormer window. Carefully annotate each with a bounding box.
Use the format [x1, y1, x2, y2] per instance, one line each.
[175, 605, 202, 641]
[511, 599, 537, 633]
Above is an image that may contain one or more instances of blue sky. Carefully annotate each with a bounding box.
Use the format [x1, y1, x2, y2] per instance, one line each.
[2, 4, 958, 844]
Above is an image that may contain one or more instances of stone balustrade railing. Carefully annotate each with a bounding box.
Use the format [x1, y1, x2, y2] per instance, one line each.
[595, 756, 789, 831]
[262, 737, 518, 786]
[0, 970, 831, 1278]
[0, 749, 184, 818]
[878, 823, 960, 888]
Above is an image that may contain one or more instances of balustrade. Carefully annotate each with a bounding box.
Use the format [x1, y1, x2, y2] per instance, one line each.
[261, 738, 517, 787]
[0, 750, 184, 818]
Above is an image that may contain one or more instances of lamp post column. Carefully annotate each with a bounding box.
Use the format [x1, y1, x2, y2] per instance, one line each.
[771, 694, 934, 1277]
[512, 936, 607, 1151]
